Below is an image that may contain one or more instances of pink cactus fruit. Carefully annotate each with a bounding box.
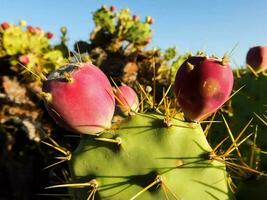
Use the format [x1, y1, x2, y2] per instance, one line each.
[42, 63, 115, 135]
[27, 25, 35, 34]
[174, 56, 234, 121]
[133, 15, 140, 21]
[115, 85, 139, 114]
[110, 5, 116, 12]
[246, 46, 267, 72]
[1, 22, 9, 30]
[19, 55, 30, 65]
[46, 32, 53, 39]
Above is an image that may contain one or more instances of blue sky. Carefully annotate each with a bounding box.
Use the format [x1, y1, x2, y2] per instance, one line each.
[1, 0, 267, 66]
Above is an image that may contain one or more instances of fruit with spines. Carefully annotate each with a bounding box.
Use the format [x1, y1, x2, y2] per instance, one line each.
[115, 85, 139, 114]
[174, 56, 234, 121]
[42, 63, 115, 135]
[246, 46, 267, 72]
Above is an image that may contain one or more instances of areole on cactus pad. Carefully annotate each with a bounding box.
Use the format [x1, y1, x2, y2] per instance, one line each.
[42, 63, 115, 135]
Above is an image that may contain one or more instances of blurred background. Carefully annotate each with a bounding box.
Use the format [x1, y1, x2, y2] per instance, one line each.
[1, 0, 267, 66]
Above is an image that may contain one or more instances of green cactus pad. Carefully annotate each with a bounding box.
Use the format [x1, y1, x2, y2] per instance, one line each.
[125, 21, 151, 44]
[93, 7, 116, 34]
[69, 113, 233, 200]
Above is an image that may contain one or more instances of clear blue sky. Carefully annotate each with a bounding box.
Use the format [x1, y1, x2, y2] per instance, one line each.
[1, 0, 267, 66]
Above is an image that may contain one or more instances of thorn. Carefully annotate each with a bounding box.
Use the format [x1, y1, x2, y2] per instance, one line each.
[95, 137, 122, 146]
[221, 53, 229, 66]
[129, 175, 162, 200]
[186, 62, 194, 72]
[247, 64, 259, 77]
[40, 92, 52, 103]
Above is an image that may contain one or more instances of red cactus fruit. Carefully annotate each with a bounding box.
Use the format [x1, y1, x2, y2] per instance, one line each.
[246, 46, 267, 72]
[110, 5, 116, 12]
[27, 25, 35, 33]
[133, 15, 140, 21]
[19, 55, 30, 65]
[1, 22, 9, 30]
[46, 32, 53, 39]
[174, 56, 233, 121]
[115, 85, 139, 114]
[42, 63, 115, 135]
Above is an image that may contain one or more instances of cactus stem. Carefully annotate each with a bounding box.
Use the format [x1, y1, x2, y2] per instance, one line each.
[95, 137, 122, 145]
[129, 175, 162, 200]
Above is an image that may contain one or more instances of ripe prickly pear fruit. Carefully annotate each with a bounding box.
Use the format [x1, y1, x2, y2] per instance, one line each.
[110, 5, 115, 12]
[246, 46, 267, 72]
[115, 85, 139, 114]
[19, 55, 30, 65]
[46, 32, 53, 39]
[174, 56, 233, 121]
[27, 25, 35, 33]
[1, 22, 9, 30]
[132, 15, 140, 21]
[42, 63, 115, 135]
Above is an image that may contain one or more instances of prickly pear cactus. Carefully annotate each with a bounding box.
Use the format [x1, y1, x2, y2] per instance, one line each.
[42, 60, 236, 200]
[69, 113, 233, 200]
